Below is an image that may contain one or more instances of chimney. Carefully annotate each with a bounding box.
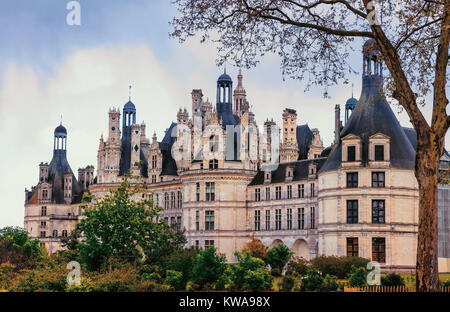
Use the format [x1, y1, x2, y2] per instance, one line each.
[334, 104, 341, 145]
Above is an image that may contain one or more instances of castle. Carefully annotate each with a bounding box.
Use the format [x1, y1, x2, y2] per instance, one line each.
[24, 40, 450, 272]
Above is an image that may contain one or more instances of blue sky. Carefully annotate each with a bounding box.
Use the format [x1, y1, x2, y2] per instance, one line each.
[0, 1, 447, 228]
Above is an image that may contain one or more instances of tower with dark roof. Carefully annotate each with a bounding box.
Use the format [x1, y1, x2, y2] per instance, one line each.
[233, 69, 248, 115]
[216, 69, 237, 127]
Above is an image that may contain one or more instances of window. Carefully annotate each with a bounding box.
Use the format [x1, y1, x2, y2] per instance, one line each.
[62, 230, 68, 237]
[152, 155, 157, 169]
[287, 185, 292, 199]
[275, 209, 282, 230]
[209, 135, 218, 152]
[310, 183, 315, 197]
[266, 188, 271, 200]
[205, 240, 214, 248]
[196, 183, 201, 201]
[52, 230, 58, 238]
[265, 210, 271, 230]
[298, 208, 305, 229]
[287, 208, 292, 230]
[40, 231, 46, 238]
[347, 200, 358, 224]
[40, 221, 46, 227]
[205, 210, 215, 230]
[209, 159, 218, 169]
[152, 175, 156, 183]
[164, 193, 169, 209]
[170, 217, 175, 226]
[255, 188, 261, 201]
[177, 191, 182, 208]
[195, 210, 200, 231]
[41, 206, 47, 216]
[206, 182, 215, 201]
[275, 186, 282, 200]
[310, 207, 315, 229]
[346, 172, 358, 188]
[171, 192, 175, 209]
[347, 238, 359, 257]
[254, 210, 261, 231]
[164, 217, 168, 224]
[42, 190, 48, 199]
[372, 238, 386, 263]
[372, 172, 385, 187]
[298, 184, 304, 198]
[375, 145, 384, 161]
[195, 240, 200, 248]
[347, 146, 356, 162]
[177, 216, 182, 230]
[372, 200, 385, 224]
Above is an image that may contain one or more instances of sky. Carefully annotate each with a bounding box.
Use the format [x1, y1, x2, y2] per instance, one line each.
[0, 0, 448, 228]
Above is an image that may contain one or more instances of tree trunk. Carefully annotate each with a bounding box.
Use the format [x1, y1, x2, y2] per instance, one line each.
[415, 137, 441, 292]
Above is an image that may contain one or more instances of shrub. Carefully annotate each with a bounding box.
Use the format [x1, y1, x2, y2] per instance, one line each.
[9, 268, 67, 292]
[166, 247, 199, 289]
[241, 239, 268, 261]
[190, 247, 226, 289]
[241, 268, 272, 291]
[286, 256, 310, 276]
[348, 266, 367, 287]
[91, 267, 139, 292]
[215, 266, 233, 291]
[0, 263, 18, 290]
[186, 281, 201, 291]
[381, 273, 405, 286]
[323, 275, 339, 291]
[266, 244, 293, 271]
[230, 252, 272, 291]
[270, 268, 281, 277]
[142, 272, 162, 284]
[281, 275, 295, 291]
[310, 256, 369, 279]
[301, 269, 324, 291]
[165, 270, 183, 291]
[65, 277, 95, 292]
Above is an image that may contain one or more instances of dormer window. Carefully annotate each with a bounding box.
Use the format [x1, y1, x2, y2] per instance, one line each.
[347, 146, 356, 162]
[375, 145, 384, 161]
[369, 133, 390, 165]
[341, 133, 361, 166]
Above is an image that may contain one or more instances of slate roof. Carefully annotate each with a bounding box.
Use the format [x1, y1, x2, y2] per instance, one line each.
[119, 126, 149, 177]
[159, 122, 178, 176]
[296, 124, 314, 160]
[248, 158, 327, 186]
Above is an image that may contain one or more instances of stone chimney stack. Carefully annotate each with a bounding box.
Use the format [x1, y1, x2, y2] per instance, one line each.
[334, 104, 341, 145]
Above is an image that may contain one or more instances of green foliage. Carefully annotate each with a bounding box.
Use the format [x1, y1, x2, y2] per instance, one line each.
[286, 256, 310, 276]
[164, 270, 183, 291]
[281, 275, 295, 291]
[9, 267, 67, 292]
[310, 256, 370, 279]
[0, 226, 43, 269]
[0, 263, 18, 289]
[165, 247, 200, 289]
[74, 179, 185, 270]
[270, 268, 281, 277]
[229, 252, 272, 291]
[266, 244, 293, 271]
[190, 247, 226, 289]
[323, 274, 339, 291]
[241, 239, 268, 261]
[381, 273, 405, 286]
[442, 280, 450, 287]
[348, 266, 367, 287]
[301, 269, 324, 291]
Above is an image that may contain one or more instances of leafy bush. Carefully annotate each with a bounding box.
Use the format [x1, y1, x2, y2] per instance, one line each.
[9, 268, 67, 292]
[190, 247, 226, 289]
[323, 275, 339, 291]
[241, 239, 268, 261]
[301, 269, 324, 291]
[0, 263, 18, 289]
[270, 268, 281, 277]
[281, 275, 295, 291]
[0, 227, 43, 269]
[348, 266, 367, 287]
[381, 273, 405, 286]
[65, 277, 95, 292]
[287, 256, 310, 276]
[230, 252, 272, 291]
[266, 244, 293, 271]
[165, 247, 199, 289]
[165, 270, 183, 291]
[311, 256, 369, 279]
[215, 266, 233, 290]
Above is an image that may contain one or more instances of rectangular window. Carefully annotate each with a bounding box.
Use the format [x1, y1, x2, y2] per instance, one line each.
[254, 210, 261, 231]
[195, 240, 199, 248]
[347, 146, 356, 162]
[372, 172, 385, 188]
[152, 155, 157, 169]
[152, 175, 156, 184]
[310, 207, 316, 229]
[209, 159, 218, 169]
[170, 217, 175, 226]
[164, 193, 169, 209]
[265, 210, 271, 230]
[255, 188, 261, 201]
[205, 210, 215, 231]
[52, 230, 58, 237]
[176, 216, 181, 230]
[196, 183, 201, 202]
[40, 231, 46, 238]
[275, 209, 282, 230]
[310, 183, 315, 197]
[372, 200, 385, 224]
[195, 210, 200, 231]
[41, 206, 47, 216]
[206, 182, 215, 201]
[298, 208, 305, 229]
[275, 186, 282, 200]
[287, 185, 292, 199]
[170, 192, 175, 209]
[347, 237, 359, 257]
[266, 187, 271, 200]
[40, 221, 46, 227]
[375, 145, 384, 161]
[372, 237, 386, 263]
[287, 208, 292, 230]
[177, 191, 183, 208]
[298, 184, 304, 198]
[346, 172, 358, 188]
[347, 200, 358, 224]
[205, 240, 214, 248]
[62, 230, 68, 237]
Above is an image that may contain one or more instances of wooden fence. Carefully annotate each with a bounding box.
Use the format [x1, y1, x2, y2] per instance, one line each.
[344, 285, 450, 292]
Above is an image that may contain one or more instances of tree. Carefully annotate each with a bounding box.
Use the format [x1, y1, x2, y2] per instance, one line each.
[241, 238, 268, 261]
[231, 251, 272, 290]
[74, 179, 185, 270]
[0, 227, 43, 269]
[190, 247, 227, 289]
[170, 1, 449, 291]
[266, 243, 293, 271]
